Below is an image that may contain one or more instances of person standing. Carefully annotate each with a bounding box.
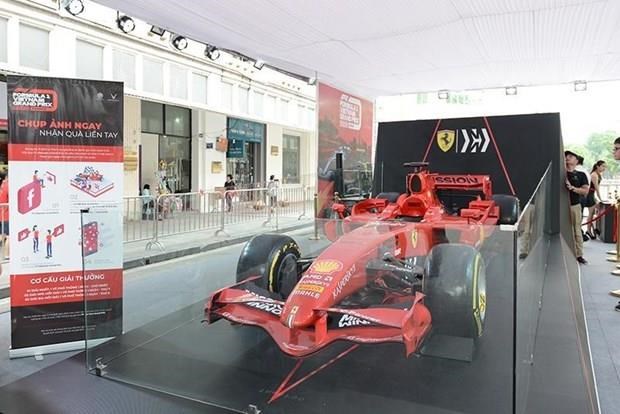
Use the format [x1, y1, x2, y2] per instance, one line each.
[224, 174, 236, 212]
[45, 230, 53, 259]
[267, 175, 279, 210]
[32, 225, 39, 253]
[584, 160, 606, 239]
[565, 150, 590, 264]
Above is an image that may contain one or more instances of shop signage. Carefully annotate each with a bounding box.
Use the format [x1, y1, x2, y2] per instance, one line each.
[7, 76, 124, 356]
[227, 139, 245, 158]
[227, 117, 265, 144]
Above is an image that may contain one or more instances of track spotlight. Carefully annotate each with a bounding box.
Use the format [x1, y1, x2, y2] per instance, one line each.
[307, 77, 317, 86]
[574, 80, 587, 92]
[505, 86, 517, 96]
[149, 25, 166, 37]
[438, 90, 449, 100]
[170, 35, 188, 51]
[117, 15, 135, 34]
[254, 60, 265, 70]
[204, 44, 220, 61]
[63, 0, 84, 16]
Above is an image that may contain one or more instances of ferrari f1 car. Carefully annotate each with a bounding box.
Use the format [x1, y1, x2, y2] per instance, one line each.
[206, 162, 519, 358]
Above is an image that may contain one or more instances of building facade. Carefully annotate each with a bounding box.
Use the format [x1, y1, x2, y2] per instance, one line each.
[0, 0, 317, 196]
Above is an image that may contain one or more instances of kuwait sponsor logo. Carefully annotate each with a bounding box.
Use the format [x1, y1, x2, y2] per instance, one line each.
[11, 88, 58, 112]
[310, 259, 343, 274]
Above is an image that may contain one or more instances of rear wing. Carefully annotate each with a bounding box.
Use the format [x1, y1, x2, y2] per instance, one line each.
[431, 175, 492, 197]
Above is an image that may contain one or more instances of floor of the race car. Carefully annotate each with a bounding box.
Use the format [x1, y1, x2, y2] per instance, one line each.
[87, 251, 515, 414]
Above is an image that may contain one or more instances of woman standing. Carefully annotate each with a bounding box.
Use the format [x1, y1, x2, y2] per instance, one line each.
[585, 160, 606, 239]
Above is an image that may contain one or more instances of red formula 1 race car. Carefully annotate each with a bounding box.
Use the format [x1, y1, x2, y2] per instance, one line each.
[205, 162, 519, 358]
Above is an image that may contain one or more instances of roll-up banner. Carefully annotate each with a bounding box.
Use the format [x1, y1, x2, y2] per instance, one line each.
[7, 76, 124, 357]
[317, 83, 373, 215]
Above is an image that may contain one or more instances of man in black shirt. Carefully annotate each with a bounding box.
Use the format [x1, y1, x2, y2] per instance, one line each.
[565, 150, 590, 264]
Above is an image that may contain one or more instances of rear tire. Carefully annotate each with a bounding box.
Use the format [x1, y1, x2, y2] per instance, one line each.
[424, 244, 486, 338]
[492, 194, 520, 225]
[236, 234, 301, 300]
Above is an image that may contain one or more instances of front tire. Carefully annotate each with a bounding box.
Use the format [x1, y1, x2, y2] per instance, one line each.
[424, 244, 487, 338]
[236, 234, 301, 300]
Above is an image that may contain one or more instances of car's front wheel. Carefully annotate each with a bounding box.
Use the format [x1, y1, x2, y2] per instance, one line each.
[423, 244, 487, 338]
[236, 234, 301, 300]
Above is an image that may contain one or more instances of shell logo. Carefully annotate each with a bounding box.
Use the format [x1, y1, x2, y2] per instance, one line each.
[310, 260, 343, 274]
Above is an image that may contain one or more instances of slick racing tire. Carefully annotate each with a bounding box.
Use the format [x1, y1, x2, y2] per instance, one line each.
[492, 194, 520, 225]
[236, 234, 301, 300]
[423, 244, 487, 338]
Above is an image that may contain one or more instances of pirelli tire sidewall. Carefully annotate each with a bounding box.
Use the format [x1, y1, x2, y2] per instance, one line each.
[236, 234, 301, 299]
[424, 244, 487, 339]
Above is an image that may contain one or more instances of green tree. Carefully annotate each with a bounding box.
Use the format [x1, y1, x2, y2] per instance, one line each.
[584, 131, 619, 176]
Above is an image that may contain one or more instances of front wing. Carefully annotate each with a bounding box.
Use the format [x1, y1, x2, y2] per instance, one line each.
[205, 280, 432, 358]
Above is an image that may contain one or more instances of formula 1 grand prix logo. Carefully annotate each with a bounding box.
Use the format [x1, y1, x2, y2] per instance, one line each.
[11, 88, 58, 112]
[310, 259, 343, 274]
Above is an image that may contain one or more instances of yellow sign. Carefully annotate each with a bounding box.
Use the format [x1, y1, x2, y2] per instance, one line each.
[411, 229, 418, 248]
[436, 129, 456, 152]
[310, 260, 343, 274]
[296, 283, 325, 293]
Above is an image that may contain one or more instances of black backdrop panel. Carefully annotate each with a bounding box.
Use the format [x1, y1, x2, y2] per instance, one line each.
[373, 113, 562, 209]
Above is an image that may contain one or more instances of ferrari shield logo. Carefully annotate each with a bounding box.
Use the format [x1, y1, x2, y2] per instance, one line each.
[436, 129, 456, 152]
[411, 230, 418, 248]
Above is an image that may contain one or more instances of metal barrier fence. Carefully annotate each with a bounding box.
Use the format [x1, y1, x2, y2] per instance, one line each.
[121, 186, 314, 250]
[601, 180, 620, 200]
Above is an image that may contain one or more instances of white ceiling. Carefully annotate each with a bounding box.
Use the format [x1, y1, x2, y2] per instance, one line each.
[94, 0, 620, 98]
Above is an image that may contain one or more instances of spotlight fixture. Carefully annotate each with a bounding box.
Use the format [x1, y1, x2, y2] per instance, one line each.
[505, 86, 517, 96]
[116, 15, 135, 34]
[149, 25, 166, 37]
[438, 90, 449, 100]
[204, 44, 220, 61]
[307, 77, 317, 86]
[574, 80, 587, 92]
[170, 35, 188, 51]
[63, 0, 84, 16]
[253, 60, 265, 70]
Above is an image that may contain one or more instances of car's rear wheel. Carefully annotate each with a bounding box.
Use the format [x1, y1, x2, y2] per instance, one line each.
[236, 234, 301, 300]
[492, 194, 520, 225]
[423, 244, 486, 338]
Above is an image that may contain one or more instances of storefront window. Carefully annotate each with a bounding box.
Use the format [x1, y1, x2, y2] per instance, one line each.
[192, 73, 208, 104]
[76, 40, 103, 80]
[141, 101, 164, 134]
[113, 49, 136, 89]
[169, 65, 188, 100]
[159, 135, 191, 193]
[19, 24, 49, 71]
[282, 134, 300, 184]
[143, 58, 163, 95]
[165, 105, 190, 137]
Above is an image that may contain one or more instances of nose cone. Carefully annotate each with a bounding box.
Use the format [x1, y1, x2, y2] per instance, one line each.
[281, 301, 317, 329]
